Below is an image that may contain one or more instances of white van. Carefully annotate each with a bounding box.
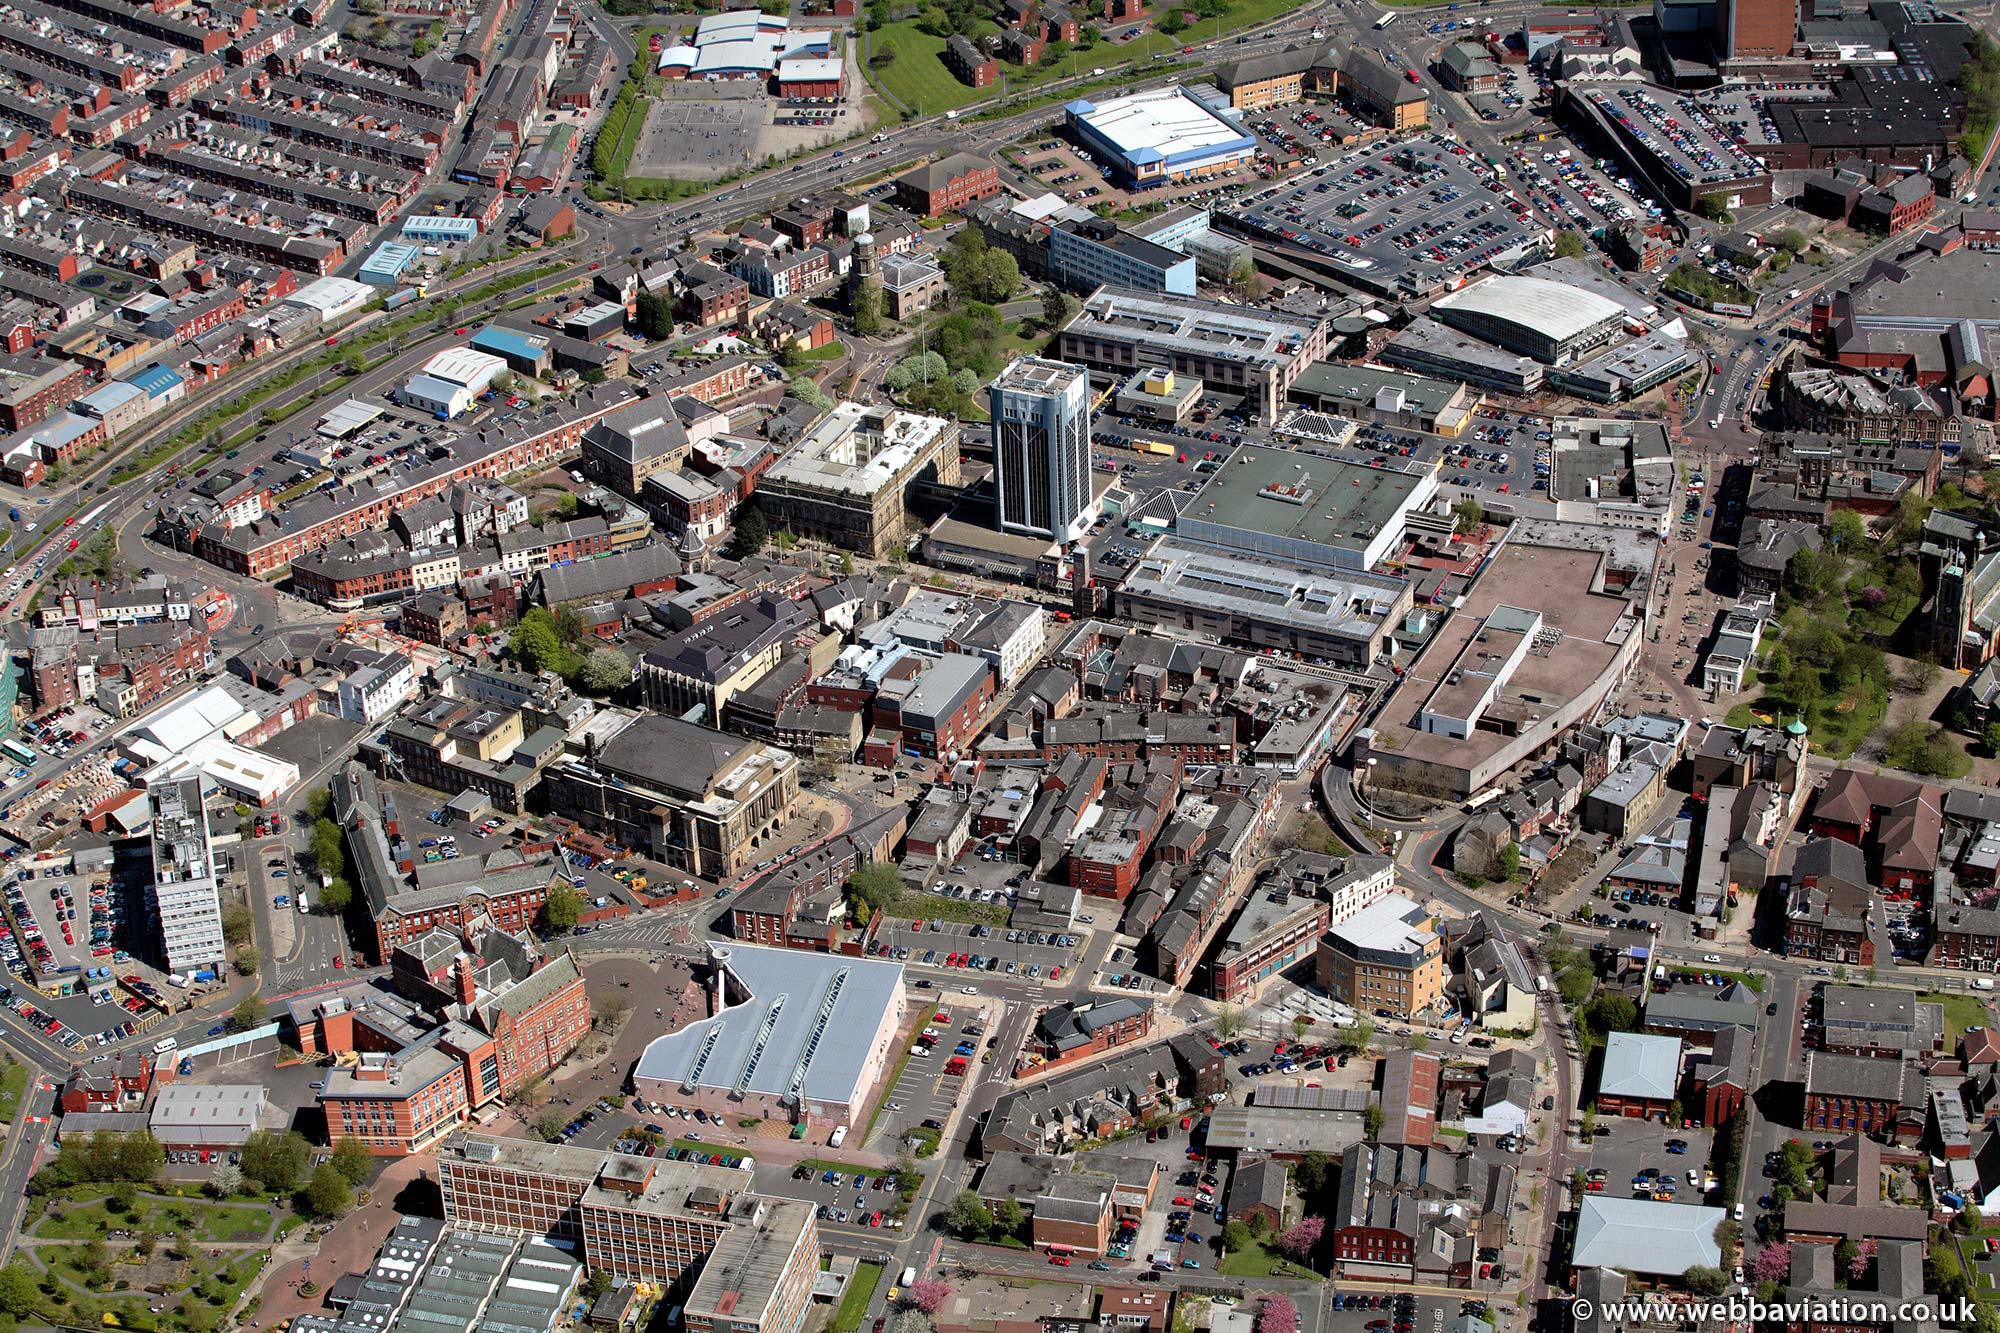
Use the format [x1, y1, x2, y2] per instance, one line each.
[153, 1036, 178, 1055]
[1974, 979, 1996, 992]
[296, 893, 310, 914]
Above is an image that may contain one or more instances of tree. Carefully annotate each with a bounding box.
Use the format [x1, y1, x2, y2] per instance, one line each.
[1227, 249, 1261, 300]
[329, 1136, 373, 1188]
[1363, 1102, 1385, 1141]
[1714, 1218, 1740, 1252]
[993, 1195, 1026, 1238]
[311, 817, 346, 879]
[1772, 227, 1808, 255]
[889, 1313, 934, 1333]
[1338, 1019, 1374, 1053]
[534, 1110, 568, 1142]
[1296, 1150, 1333, 1196]
[635, 291, 675, 341]
[1274, 1215, 1324, 1260]
[205, 1161, 243, 1199]
[1042, 286, 1070, 328]
[846, 862, 903, 921]
[299, 1163, 352, 1221]
[776, 340, 806, 370]
[787, 376, 831, 410]
[733, 504, 769, 557]
[1580, 1107, 1596, 1138]
[512, 607, 583, 679]
[317, 878, 352, 915]
[1553, 230, 1587, 260]
[232, 995, 266, 1029]
[136, 1229, 158, 1257]
[306, 788, 333, 822]
[1222, 1219, 1254, 1253]
[904, 1281, 953, 1314]
[1580, 992, 1639, 1041]
[595, 991, 634, 1032]
[1496, 842, 1521, 881]
[1828, 510, 1867, 552]
[233, 944, 261, 978]
[1696, 195, 1731, 224]
[220, 903, 254, 946]
[240, 1130, 311, 1194]
[1256, 1295, 1299, 1333]
[1215, 1003, 1245, 1040]
[1452, 497, 1485, 534]
[943, 1189, 990, 1240]
[0, 1263, 37, 1318]
[578, 647, 633, 694]
[582, 1271, 614, 1303]
[1683, 1266, 1729, 1297]
[1291, 1014, 1311, 1042]
[1753, 1243, 1793, 1284]
[1784, 664, 1824, 710]
[540, 881, 582, 935]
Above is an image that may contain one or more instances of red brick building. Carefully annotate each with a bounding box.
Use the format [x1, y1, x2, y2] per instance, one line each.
[895, 153, 1001, 217]
[942, 34, 997, 87]
[1016, 996, 1155, 1076]
[304, 929, 592, 1155]
[1803, 1051, 1914, 1138]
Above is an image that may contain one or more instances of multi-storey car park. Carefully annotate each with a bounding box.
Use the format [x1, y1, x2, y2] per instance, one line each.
[1217, 138, 1549, 301]
[1562, 85, 1774, 214]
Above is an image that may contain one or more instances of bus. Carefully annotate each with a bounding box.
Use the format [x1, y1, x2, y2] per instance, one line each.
[1373, 10, 1396, 27]
[0, 739, 34, 766]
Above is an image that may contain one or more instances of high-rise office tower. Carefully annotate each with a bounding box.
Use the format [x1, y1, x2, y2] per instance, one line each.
[989, 356, 1093, 541]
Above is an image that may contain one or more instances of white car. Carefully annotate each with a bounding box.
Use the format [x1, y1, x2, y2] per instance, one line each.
[1702, 953, 1723, 964]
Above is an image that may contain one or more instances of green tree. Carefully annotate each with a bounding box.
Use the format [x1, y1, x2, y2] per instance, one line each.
[1497, 842, 1522, 880]
[1227, 249, 1260, 299]
[0, 1263, 38, 1318]
[733, 504, 769, 557]
[943, 1189, 990, 1239]
[1338, 1019, 1373, 1052]
[511, 607, 582, 678]
[1683, 1266, 1729, 1297]
[534, 1109, 568, 1142]
[299, 1163, 352, 1220]
[1581, 992, 1639, 1040]
[317, 878, 353, 916]
[1553, 230, 1587, 260]
[1453, 497, 1485, 534]
[635, 291, 675, 341]
[232, 995, 266, 1029]
[220, 902, 254, 946]
[1980, 721, 2000, 757]
[846, 862, 902, 920]
[1363, 1102, 1385, 1141]
[540, 881, 582, 935]
[330, 1136, 373, 1187]
[1696, 196, 1731, 224]
[1771, 227, 1808, 255]
[1041, 286, 1071, 328]
[306, 788, 333, 822]
[1828, 509, 1867, 553]
[240, 1130, 311, 1194]
[1784, 665, 1823, 710]
[1296, 1150, 1332, 1196]
[234, 943, 261, 977]
[311, 817, 346, 879]
[577, 647, 633, 694]
[1222, 1219, 1254, 1253]
[993, 1195, 1026, 1238]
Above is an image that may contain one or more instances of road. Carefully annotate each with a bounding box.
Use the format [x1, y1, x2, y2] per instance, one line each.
[0, 1065, 55, 1254]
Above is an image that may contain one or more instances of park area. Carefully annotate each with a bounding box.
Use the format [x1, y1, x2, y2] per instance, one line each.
[860, 0, 1296, 117]
[1719, 493, 1987, 774]
[0, 1128, 382, 1333]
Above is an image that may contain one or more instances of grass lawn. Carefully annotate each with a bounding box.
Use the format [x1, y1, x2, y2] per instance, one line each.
[0, 1056, 27, 1123]
[1722, 680, 1884, 759]
[889, 891, 1008, 926]
[799, 340, 848, 362]
[1684, 968, 1766, 994]
[1218, 1238, 1304, 1278]
[867, 0, 1295, 116]
[33, 1190, 275, 1244]
[829, 1261, 885, 1333]
[1920, 991, 1993, 1045]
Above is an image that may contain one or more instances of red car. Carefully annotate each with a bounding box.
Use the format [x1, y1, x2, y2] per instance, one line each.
[1172, 1197, 1190, 1206]
[1049, 1256, 1072, 1266]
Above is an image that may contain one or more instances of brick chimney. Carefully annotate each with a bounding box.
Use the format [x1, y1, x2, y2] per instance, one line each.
[455, 955, 478, 1007]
